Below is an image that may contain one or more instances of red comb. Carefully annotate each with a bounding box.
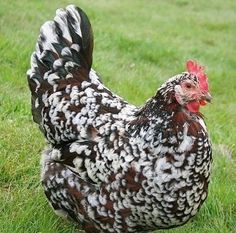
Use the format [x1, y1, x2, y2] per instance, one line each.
[186, 60, 209, 92]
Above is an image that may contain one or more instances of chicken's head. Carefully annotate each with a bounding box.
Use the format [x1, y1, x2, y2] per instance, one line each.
[173, 60, 212, 113]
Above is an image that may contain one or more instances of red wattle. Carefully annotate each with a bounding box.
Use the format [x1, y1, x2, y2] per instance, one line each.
[186, 101, 200, 113]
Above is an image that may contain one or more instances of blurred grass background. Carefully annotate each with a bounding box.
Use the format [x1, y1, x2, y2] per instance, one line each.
[0, 0, 236, 232]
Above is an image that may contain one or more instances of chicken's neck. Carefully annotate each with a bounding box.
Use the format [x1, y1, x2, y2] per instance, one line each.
[131, 88, 204, 136]
[138, 82, 202, 119]
[137, 89, 177, 119]
[129, 93, 176, 137]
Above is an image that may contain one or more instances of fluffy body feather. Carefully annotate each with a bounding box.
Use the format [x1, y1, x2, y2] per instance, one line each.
[27, 5, 212, 233]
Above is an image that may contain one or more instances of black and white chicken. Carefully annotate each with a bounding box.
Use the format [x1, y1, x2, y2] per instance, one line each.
[27, 5, 212, 233]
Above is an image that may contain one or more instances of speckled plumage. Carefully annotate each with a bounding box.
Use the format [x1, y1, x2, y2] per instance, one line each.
[27, 5, 212, 233]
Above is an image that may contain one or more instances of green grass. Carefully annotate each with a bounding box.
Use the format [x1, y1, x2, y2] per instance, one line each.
[1, 0, 236, 232]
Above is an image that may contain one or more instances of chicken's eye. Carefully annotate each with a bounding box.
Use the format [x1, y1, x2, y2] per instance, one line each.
[185, 83, 192, 89]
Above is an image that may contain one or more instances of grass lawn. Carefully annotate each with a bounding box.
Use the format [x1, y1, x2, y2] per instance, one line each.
[1, 0, 236, 232]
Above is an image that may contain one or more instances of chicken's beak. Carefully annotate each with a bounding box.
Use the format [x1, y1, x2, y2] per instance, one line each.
[204, 92, 212, 103]
[200, 92, 212, 105]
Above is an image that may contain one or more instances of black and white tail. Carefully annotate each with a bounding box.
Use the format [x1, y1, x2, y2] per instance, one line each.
[27, 5, 93, 126]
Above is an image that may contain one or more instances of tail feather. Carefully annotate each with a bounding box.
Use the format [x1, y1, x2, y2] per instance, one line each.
[27, 5, 93, 125]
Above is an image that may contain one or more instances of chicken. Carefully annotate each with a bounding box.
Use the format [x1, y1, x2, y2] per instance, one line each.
[27, 5, 212, 233]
